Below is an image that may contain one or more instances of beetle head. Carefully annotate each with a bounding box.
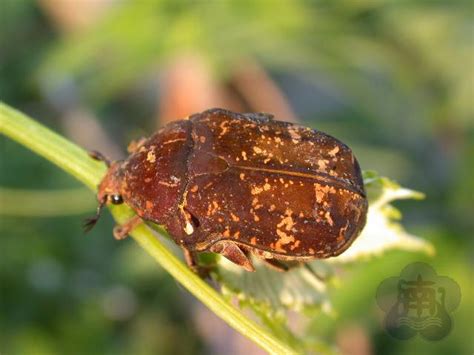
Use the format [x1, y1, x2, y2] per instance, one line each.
[84, 161, 124, 232]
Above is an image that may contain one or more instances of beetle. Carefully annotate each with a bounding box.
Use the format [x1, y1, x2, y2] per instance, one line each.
[86, 108, 368, 272]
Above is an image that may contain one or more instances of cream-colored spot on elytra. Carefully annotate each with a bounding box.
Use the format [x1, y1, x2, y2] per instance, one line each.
[184, 221, 194, 235]
[279, 178, 285, 184]
[253, 146, 263, 154]
[325, 211, 334, 226]
[223, 228, 231, 237]
[317, 160, 328, 171]
[309, 248, 315, 254]
[269, 204, 276, 212]
[230, 212, 240, 222]
[158, 180, 179, 187]
[239, 173, 245, 181]
[272, 241, 286, 253]
[234, 231, 240, 239]
[144, 178, 152, 183]
[263, 158, 271, 164]
[219, 121, 229, 136]
[328, 146, 340, 157]
[274, 136, 284, 146]
[263, 183, 271, 191]
[241, 151, 248, 160]
[190, 185, 199, 193]
[251, 186, 264, 195]
[236, 157, 240, 162]
[254, 215, 260, 222]
[288, 127, 301, 139]
[207, 201, 219, 215]
[199, 136, 206, 143]
[288, 127, 301, 143]
[250, 237, 257, 245]
[146, 150, 156, 163]
[276, 229, 295, 245]
[277, 208, 295, 231]
[315, 183, 336, 203]
[290, 240, 301, 251]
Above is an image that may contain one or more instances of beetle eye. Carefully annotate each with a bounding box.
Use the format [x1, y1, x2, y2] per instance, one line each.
[110, 194, 123, 205]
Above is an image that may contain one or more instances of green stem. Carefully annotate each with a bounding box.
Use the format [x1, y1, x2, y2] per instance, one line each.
[0, 102, 296, 355]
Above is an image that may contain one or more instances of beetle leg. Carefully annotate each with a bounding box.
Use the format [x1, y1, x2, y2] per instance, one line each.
[113, 215, 142, 240]
[182, 248, 198, 269]
[210, 241, 255, 272]
[182, 248, 214, 278]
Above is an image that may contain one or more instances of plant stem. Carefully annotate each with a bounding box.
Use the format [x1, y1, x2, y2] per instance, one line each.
[0, 102, 296, 355]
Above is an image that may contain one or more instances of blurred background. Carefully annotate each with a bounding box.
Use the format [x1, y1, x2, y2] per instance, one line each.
[0, 0, 472, 354]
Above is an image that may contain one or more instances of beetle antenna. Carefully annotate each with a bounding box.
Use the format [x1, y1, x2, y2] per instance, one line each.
[83, 197, 106, 232]
[89, 150, 112, 167]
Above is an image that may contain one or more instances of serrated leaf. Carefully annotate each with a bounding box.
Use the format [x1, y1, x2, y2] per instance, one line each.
[217, 258, 334, 315]
[330, 171, 434, 263]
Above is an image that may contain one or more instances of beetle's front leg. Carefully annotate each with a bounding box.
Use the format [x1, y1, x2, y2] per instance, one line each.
[182, 248, 213, 278]
[113, 215, 143, 240]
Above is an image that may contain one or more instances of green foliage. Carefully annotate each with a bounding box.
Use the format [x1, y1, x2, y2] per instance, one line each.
[40, 0, 473, 129]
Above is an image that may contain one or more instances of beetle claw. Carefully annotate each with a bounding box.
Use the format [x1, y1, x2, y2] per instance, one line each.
[83, 196, 106, 233]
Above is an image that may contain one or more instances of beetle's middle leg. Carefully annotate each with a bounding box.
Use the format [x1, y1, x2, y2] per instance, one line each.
[113, 215, 143, 240]
[182, 248, 214, 278]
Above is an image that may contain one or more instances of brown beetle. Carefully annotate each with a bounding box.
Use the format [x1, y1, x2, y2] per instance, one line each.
[86, 108, 367, 272]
